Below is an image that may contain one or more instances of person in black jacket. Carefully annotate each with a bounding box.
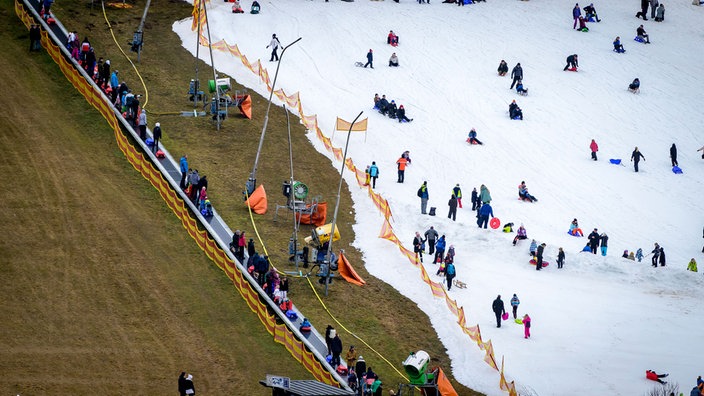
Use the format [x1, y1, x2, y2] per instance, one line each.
[448, 194, 458, 221]
[510, 63, 523, 89]
[330, 334, 343, 367]
[178, 372, 187, 396]
[563, 54, 578, 71]
[658, 246, 666, 266]
[497, 60, 508, 76]
[600, 233, 609, 256]
[255, 254, 269, 286]
[397, 105, 412, 122]
[636, 0, 649, 20]
[670, 144, 678, 167]
[364, 49, 374, 69]
[583, 3, 601, 21]
[631, 147, 646, 172]
[424, 227, 438, 256]
[557, 247, 565, 269]
[536, 243, 546, 270]
[471, 187, 480, 211]
[637, 25, 651, 43]
[492, 295, 506, 328]
[152, 122, 162, 152]
[587, 228, 600, 254]
[29, 24, 41, 52]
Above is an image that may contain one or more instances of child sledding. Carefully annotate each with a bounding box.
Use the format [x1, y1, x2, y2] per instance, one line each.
[509, 100, 523, 120]
[516, 79, 528, 96]
[517, 181, 538, 202]
[628, 78, 640, 93]
[387, 30, 399, 46]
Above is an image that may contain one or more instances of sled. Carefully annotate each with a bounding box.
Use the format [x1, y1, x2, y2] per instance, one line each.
[466, 138, 480, 145]
[529, 259, 549, 267]
[490, 217, 501, 229]
[502, 313, 509, 321]
[567, 231, 583, 237]
[517, 90, 528, 96]
[628, 87, 640, 94]
[609, 159, 622, 165]
[354, 62, 364, 67]
[515, 318, 524, 325]
[567, 67, 578, 72]
[453, 279, 467, 289]
[672, 166, 683, 174]
[634, 36, 645, 43]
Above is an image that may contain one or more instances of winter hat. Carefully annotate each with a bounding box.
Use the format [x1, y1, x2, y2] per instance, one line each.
[105, 59, 110, 65]
[187, 374, 193, 380]
[391, 100, 395, 103]
[155, 122, 160, 127]
[399, 105, 404, 109]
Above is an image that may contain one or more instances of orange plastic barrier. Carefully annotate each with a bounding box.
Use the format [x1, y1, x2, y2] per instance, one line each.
[296, 201, 327, 227]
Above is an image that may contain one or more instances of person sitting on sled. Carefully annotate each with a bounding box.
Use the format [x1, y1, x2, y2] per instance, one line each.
[396, 105, 413, 123]
[387, 100, 398, 118]
[377, 95, 389, 114]
[232, 0, 244, 13]
[629, 78, 640, 92]
[387, 30, 399, 46]
[373, 93, 380, 109]
[583, 3, 601, 22]
[513, 224, 527, 246]
[467, 128, 483, 145]
[518, 181, 537, 202]
[389, 52, 399, 67]
[613, 36, 625, 52]
[645, 370, 669, 384]
[497, 59, 508, 76]
[509, 100, 523, 120]
[577, 16, 589, 32]
[569, 218, 584, 236]
[250, 0, 260, 13]
[516, 79, 528, 95]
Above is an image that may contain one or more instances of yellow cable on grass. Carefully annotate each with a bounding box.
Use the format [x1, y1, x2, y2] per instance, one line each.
[100, 1, 148, 108]
[243, 191, 406, 380]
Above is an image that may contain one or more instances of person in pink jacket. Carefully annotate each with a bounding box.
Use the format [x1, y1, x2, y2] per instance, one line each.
[238, 231, 247, 260]
[590, 139, 599, 161]
[523, 314, 531, 339]
[199, 186, 207, 211]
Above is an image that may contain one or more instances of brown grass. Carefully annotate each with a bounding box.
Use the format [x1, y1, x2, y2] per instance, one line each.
[0, 0, 482, 393]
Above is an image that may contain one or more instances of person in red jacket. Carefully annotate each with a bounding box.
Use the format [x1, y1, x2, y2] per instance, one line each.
[646, 370, 668, 384]
[590, 139, 599, 161]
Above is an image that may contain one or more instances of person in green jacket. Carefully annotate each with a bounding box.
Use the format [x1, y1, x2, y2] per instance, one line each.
[479, 184, 492, 204]
[452, 184, 462, 208]
[687, 258, 698, 272]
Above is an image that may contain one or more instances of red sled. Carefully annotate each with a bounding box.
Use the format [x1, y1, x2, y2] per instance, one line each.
[155, 150, 166, 158]
[490, 217, 501, 229]
[529, 259, 549, 267]
[567, 67, 578, 72]
[466, 138, 479, 145]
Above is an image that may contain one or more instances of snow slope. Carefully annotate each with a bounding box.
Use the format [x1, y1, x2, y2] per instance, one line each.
[174, 1, 704, 394]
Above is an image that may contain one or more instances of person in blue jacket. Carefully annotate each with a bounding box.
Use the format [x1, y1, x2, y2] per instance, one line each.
[434, 235, 446, 264]
[467, 128, 483, 145]
[572, 3, 582, 29]
[477, 202, 493, 229]
[369, 161, 379, 188]
[613, 36, 625, 53]
[179, 154, 189, 189]
[364, 49, 374, 69]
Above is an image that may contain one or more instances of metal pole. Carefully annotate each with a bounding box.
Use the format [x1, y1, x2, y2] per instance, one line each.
[194, 0, 202, 109]
[201, 0, 220, 130]
[247, 37, 302, 195]
[284, 105, 300, 272]
[324, 111, 363, 296]
[136, 0, 151, 63]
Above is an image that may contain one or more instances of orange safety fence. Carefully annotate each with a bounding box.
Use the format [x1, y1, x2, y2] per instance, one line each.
[188, 19, 519, 396]
[14, 0, 338, 387]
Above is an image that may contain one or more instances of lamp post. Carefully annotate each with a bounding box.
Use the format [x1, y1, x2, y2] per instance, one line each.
[323, 111, 364, 296]
[246, 37, 302, 196]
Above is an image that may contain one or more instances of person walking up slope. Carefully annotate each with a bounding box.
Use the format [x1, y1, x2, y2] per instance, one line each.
[670, 144, 678, 167]
[600, 232, 608, 256]
[424, 226, 438, 256]
[396, 155, 408, 183]
[523, 314, 531, 339]
[510, 293, 520, 319]
[453, 184, 463, 208]
[369, 161, 379, 188]
[445, 261, 456, 290]
[510, 63, 523, 89]
[448, 194, 458, 221]
[418, 181, 429, 214]
[364, 49, 374, 69]
[631, 146, 646, 172]
[588, 228, 600, 254]
[267, 34, 281, 61]
[492, 295, 506, 328]
[590, 139, 599, 160]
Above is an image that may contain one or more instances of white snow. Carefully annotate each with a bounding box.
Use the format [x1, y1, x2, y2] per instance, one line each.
[173, 1, 704, 395]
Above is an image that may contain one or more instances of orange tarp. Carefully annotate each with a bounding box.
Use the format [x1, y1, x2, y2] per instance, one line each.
[435, 368, 459, 396]
[238, 94, 252, 119]
[245, 185, 267, 214]
[337, 252, 365, 286]
[296, 201, 327, 227]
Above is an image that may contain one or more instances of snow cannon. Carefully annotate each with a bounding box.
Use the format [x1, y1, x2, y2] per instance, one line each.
[304, 223, 340, 247]
[402, 350, 432, 385]
[208, 77, 231, 93]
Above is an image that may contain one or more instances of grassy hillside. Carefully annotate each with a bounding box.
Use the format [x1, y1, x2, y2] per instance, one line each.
[0, 0, 480, 394]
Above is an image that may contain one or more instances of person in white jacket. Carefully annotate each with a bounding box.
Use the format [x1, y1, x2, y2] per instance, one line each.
[266, 34, 281, 61]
